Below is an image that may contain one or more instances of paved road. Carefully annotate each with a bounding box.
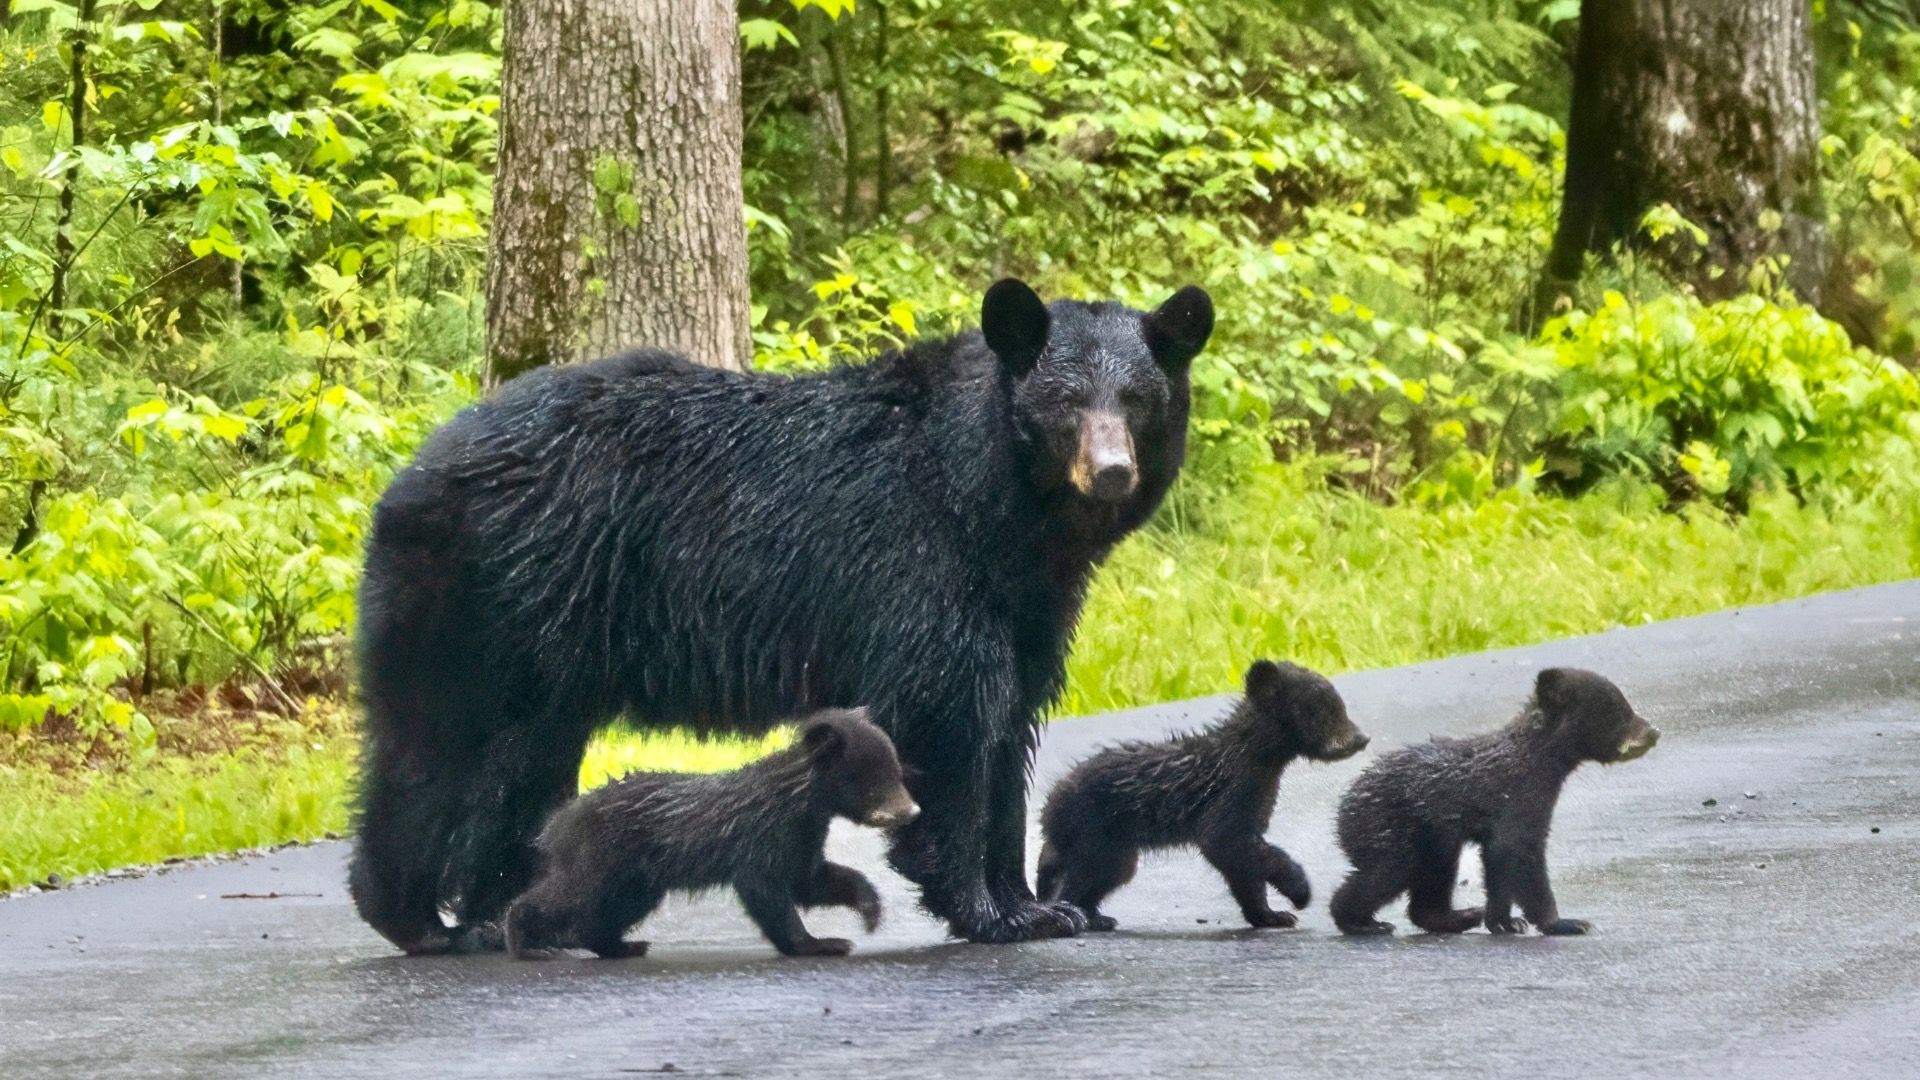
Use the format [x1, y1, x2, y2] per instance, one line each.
[3, 583, 1918, 1079]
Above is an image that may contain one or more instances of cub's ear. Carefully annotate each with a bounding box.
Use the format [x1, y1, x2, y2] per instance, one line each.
[981, 278, 1050, 377]
[1146, 285, 1214, 369]
[802, 719, 846, 760]
[1535, 668, 1569, 711]
[1243, 659, 1284, 701]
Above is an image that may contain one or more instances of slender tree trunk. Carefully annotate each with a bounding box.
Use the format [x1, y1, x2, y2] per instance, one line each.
[1535, 0, 1827, 321]
[798, 13, 847, 227]
[873, 1, 893, 218]
[49, 0, 96, 339]
[822, 23, 859, 223]
[485, 0, 751, 384]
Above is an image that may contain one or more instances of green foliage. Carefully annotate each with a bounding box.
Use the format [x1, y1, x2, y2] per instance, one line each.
[1, 0, 487, 736]
[1540, 291, 1920, 501]
[0, 0, 1916, 765]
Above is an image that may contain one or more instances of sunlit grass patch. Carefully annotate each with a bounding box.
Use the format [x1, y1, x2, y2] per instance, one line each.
[579, 727, 789, 790]
[0, 737, 354, 893]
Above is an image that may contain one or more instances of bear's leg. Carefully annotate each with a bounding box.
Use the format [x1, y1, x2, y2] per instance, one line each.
[738, 881, 852, 957]
[1201, 839, 1297, 929]
[1055, 844, 1137, 932]
[799, 860, 883, 933]
[1034, 839, 1067, 903]
[1251, 841, 1312, 911]
[1407, 841, 1481, 934]
[1330, 857, 1406, 935]
[349, 745, 468, 955]
[443, 714, 598, 938]
[505, 888, 572, 959]
[580, 885, 663, 960]
[879, 674, 1082, 944]
[982, 734, 1090, 939]
[1485, 828, 1587, 936]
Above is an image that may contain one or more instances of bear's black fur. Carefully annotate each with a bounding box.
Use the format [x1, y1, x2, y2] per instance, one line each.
[1330, 668, 1659, 936]
[504, 708, 918, 959]
[350, 278, 1215, 952]
[1035, 660, 1369, 931]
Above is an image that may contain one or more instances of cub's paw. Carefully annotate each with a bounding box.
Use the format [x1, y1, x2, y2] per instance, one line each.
[1336, 919, 1395, 936]
[591, 940, 650, 960]
[1247, 909, 1299, 930]
[791, 937, 854, 958]
[1485, 914, 1530, 935]
[1084, 913, 1119, 933]
[1274, 874, 1312, 911]
[1410, 907, 1484, 935]
[1542, 919, 1592, 936]
[854, 889, 884, 934]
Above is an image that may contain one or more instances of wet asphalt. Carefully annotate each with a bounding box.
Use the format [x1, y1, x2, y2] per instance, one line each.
[2, 581, 1917, 1078]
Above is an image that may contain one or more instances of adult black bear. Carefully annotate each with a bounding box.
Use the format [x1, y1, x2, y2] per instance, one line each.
[350, 278, 1214, 952]
[506, 708, 918, 960]
[1329, 668, 1659, 936]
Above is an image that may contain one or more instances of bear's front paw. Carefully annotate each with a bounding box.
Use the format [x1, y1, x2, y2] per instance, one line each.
[590, 940, 651, 960]
[1246, 909, 1299, 929]
[961, 900, 1086, 943]
[1084, 913, 1119, 932]
[790, 937, 854, 957]
[1542, 918, 1591, 936]
[1485, 914, 1530, 935]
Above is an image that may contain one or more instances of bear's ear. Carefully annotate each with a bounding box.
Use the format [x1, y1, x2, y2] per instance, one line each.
[981, 278, 1050, 377]
[802, 719, 846, 760]
[1243, 659, 1284, 701]
[1145, 285, 1214, 370]
[1535, 668, 1569, 711]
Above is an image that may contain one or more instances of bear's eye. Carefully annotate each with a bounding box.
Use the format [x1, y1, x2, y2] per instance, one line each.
[1118, 387, 1151, 410]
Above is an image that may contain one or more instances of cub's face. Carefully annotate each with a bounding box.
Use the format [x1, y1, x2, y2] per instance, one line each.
[1536, 668, 1660, 764]
[1244, 659, 1370, 761]
[802, 708, 920, 830]
[981, 280, 1213, 513]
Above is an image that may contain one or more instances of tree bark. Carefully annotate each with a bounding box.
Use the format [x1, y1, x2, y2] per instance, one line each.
[486, 0, 751, 384]
[1536, 0, 1828, 320]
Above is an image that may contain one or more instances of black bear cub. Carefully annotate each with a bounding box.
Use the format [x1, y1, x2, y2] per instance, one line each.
[1330, 668, 1659, 937]
[505, 708, 919, 959]
[1036, 660, 1369, 931]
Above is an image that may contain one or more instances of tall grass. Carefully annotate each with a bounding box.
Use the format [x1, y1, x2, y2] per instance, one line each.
[0, 739, 355, 891]
[1061, 467, 1920, 712]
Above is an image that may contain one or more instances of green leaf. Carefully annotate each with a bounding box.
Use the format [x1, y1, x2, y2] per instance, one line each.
[740, 18, 798, 51]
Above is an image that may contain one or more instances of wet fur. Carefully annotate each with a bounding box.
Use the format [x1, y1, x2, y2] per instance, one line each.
[349, 282, 1214, 952]
[1330, 668, 1658, 936]
[1036, 661, 1366, 930]
[505, 710, 908, 959]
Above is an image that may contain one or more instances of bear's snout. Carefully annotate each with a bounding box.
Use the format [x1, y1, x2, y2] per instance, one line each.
[1072, 411, 1137, 503]
[865, 791, 922, 829]
[1615, 718, 1660, 762]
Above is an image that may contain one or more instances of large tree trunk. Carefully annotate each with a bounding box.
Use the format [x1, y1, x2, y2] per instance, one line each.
[485, 0, 751, 384]
[1536, 0, 1828, 319]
